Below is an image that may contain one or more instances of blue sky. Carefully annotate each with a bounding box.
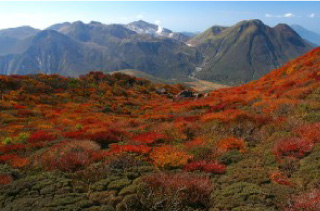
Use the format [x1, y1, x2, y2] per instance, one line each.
[0, 1, 320, 33]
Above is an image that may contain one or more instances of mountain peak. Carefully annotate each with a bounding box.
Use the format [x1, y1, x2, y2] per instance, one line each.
[89, 21, 102, 25]
[274, 23, 300, 37]
[0, 25, 40, 40]
[236, 19, 265, 30]
[274, 23, 294, 31]
[127, 20, 158, 30]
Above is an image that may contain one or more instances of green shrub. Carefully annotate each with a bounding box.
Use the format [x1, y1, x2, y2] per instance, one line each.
[108, 179, 131, 191]
[211, 182, 275, 210]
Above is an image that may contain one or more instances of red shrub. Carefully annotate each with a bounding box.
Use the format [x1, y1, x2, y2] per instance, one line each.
[13, 105, 26, 109]
[110, 144, 151, 155]
[0, 144, 27, 153]
[0, 174, 13, 185]
[270, 172, 292, 186]
[51, 151, 92, 172]
[141, 172, 212, 208]
[273, 137, 314, 159]
[33, 140, 100, 172]
[27, 131, 57, 143]
[17, 109, 34, 117]
[63, 130, 86, 139]
[0, 154, 27, 168]
[132, 132, 167, 144]
[294, 123, 320, 143]
[184, 160, 226, 173]
[184, 137, 205, 148]
[286, 189, 320, 211]
[91, 150, 112, 161]
[0, 154, 17, 163]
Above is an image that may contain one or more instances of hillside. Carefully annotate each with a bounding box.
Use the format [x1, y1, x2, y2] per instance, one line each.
[188, 20, 314, 84]
[112, 69, 229, 91]
[1, 47, 320, 210]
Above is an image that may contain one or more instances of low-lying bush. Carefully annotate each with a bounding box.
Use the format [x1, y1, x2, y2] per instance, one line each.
[30, 140, 100, 172]
[184, 160, 226, 174]
[138, 172, 213, 209]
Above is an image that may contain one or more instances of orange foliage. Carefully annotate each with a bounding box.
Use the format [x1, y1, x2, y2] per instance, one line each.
[109, 144, 151, 155]
[150, 145, 193, 168]
[201, 109, 250, 122]
[294, 123, 320, 143]
[184, 137, 206, 148]
[216, 137, 247, 154]
[0, 154, 27, 168]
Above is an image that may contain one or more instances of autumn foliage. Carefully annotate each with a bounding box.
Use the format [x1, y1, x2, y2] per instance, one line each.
[215, 136, 247, 154]
[31, 140, 100, 171]
[1, 47, 320, 210]
[0, 174, 13, 185]
[286, 189, 320, 211]
[140, 172, 212, 208]
[150, 145, 193, 168]
[184, 160, 226, 173]
[273, 137, 314, 160]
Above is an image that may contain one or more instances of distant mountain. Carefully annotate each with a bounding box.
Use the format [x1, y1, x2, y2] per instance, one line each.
[125, 20, 190, 42]
[291, 24, 320, 46]
[0, 26, 40, 40]
[188, 19, 313, 84]
[180, 31, 201, 38]
[46, 22, 71, 32]
[0, 19, 314, 84]
[0, 21, 202, 79]
[0, 26, 40, 56]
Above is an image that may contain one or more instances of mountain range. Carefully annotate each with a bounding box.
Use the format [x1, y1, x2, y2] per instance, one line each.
[0, 19, 315, 84]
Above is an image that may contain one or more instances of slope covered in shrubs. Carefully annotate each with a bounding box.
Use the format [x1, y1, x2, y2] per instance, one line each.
[1, 47, 320, 210]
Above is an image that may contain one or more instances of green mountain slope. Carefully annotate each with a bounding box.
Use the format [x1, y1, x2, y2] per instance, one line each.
[188, 20, 313, 84]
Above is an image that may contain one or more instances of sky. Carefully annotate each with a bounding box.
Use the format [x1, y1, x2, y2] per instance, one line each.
[0, 1, 320, 33]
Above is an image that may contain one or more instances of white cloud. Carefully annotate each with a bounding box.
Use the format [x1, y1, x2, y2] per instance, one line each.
[309, 13, 315, 18]
[154, 20, 163, 34]
[265, 12, 298, 18]
[283, 13, 294, 18]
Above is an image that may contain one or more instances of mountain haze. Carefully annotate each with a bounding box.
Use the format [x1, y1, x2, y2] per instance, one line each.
[291, 24, 320, 46]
